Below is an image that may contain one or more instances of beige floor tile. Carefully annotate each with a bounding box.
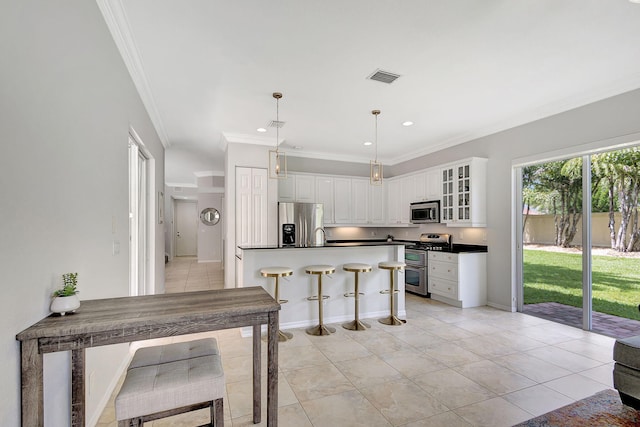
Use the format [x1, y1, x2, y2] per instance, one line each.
[226, 375, 297, 419]
[284, 362, 355, 401]
[492, 352, 573, 383]
[360, 378, 449, 425]
[280, 344, 331, 371]
[379, 348, 447, 378]
[301, 389, 392, 427]
[428, 324, 477, 341]
[543, 373, 612, 400]
[312, 336, 372, 362]
[454, 359, 537, 395]
[413, 368, 496, 409]
[502, 384, 574, 417]
[335, 354, 403, 388]
[555, 339, 615, 363]
[579, 362, 615, 387]
[454, 396, 532, 427]
[524, 345, 604, 372]
[422, 342, 485, 367]
[456, 335, 519, 358]
[454, 319, 502, 336]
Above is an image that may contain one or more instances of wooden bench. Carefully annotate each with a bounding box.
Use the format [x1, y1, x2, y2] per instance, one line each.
[116, 339, 225, 426]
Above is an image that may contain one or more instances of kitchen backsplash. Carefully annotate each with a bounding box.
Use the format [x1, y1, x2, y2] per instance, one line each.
[325, 224, 487, 245]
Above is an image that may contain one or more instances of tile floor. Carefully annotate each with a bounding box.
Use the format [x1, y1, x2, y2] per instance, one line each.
[96, 257, 616, 426]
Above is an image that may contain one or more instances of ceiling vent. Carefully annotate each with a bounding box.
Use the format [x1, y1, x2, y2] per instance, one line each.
[268, 120, 285, 128]
[367, 69, 401, 84]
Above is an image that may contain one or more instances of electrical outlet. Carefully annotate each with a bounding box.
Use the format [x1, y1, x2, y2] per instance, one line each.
[482, 232, 487, 241]
[404, 231, 408, 237]
[370, 231, 375, 236]
[112, 240, 120, 255]
[459, 231, 464, 240]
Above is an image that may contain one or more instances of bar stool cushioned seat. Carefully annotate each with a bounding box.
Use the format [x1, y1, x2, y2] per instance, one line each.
[128, 338, 219, 370]
[614, 335, 640, 409]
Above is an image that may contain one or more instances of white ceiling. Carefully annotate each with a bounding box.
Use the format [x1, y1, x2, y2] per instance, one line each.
[100, 0, 640, 186]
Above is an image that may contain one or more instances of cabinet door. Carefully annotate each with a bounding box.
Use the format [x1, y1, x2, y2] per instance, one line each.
[351, 178, 369, 223]
[316, 176, 335, 224]
[456, 164, 471, 222]
[295, 175, 315, 202]
[250, 168, 268, 245]
[441, 167, 455, 223]
[400, 175, 415, 223]
[369, 182, 385, 224]
[413, 172, 426, 202]
[425, 168, 441, 200]
[236, 167, 252, 248]
[278, 174, 295, 202]
[387, 178, 401, 224]
[333, 177, 351, 223]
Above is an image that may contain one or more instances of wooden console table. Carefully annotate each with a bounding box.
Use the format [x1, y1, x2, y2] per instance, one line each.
[16, 286, 280, 426]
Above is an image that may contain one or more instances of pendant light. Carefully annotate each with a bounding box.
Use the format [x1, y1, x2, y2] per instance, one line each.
[370, 109, 383, 185]
[269, 92, 287, 179]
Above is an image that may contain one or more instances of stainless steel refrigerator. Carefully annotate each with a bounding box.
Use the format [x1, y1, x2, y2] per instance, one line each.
[278, 202, 325, 247]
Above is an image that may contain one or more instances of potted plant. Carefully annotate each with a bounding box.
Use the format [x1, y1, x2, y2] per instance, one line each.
[50, 272, 80, 315]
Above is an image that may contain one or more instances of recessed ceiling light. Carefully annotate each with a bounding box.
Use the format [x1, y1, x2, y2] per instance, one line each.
[257, 127, 267, 133]
[402, 121, 414, 127]
[364, 141, 373, 146]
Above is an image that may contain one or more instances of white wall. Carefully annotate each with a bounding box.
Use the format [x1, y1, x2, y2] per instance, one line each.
[0, 2, 164, 425]
[197, 193, 224, 262]
[390, 88, 640, 311]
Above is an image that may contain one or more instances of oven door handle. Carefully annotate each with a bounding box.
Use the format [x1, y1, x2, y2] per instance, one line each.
[405, 265, 426, 271]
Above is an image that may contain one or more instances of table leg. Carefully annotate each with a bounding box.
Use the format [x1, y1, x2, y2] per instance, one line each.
[71, 348, 86, 426]
[252, 324, 261, 424]
[21, 339, 43, 427]
[267, 311, 279, 426]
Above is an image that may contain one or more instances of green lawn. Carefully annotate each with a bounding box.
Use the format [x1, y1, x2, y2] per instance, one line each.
[523, 249, 640, 321]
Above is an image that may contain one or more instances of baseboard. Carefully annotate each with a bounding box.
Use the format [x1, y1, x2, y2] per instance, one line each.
[487, 301, 515, 312]
[197, 259, 222, 264]
[87, 350, 133, 427]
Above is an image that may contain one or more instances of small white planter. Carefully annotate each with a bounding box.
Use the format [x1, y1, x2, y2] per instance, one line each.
[50, 294, 80, 316]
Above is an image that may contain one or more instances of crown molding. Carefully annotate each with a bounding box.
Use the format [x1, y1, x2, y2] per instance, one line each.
[96, 0, 170, 148]
[194, 170, 225, 178]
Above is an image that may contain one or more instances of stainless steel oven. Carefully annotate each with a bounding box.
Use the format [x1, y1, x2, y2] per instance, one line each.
[405, 249, 428, 296]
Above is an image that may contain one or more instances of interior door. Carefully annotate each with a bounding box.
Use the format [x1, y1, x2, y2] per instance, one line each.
[175, 200, 197, 256]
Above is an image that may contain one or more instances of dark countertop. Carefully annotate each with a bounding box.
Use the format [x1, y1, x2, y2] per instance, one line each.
[239, 240, 487, 252]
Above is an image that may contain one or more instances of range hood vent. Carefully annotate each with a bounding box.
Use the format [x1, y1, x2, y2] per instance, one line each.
[367, 69, 401, 84]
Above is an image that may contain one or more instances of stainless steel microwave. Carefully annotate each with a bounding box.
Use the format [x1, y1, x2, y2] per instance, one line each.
[410, 200, 440, 224]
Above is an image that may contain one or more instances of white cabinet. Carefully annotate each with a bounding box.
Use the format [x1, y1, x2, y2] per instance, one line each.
[400, 175, 415, 223]
[428, 251, 486, 308]
[316, 176, 335, 224]
[236, 167, 268, 249]
[425, 168, 441, 201]
[413, 172, 426, 202]
[351, 178, 369, 224]
[278, 174, 315, 202]
[369, 182, 386, 224]
[278, 175, 295, 202]
[441, 157, 487, 227]
[295, 175, 315, 202]
[333, 177, 351, 224]
[387, 178, 402, 224]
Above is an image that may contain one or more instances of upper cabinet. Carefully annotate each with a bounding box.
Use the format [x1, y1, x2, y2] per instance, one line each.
[441, 157, 487, 227]
[315, 176, 335, 224]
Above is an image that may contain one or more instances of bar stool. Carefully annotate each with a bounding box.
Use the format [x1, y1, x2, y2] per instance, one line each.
[342, 263, 372, 331]
[378, 261, 406, 326]
[305, 264, 336, 336]
[260, 266, 294, 341]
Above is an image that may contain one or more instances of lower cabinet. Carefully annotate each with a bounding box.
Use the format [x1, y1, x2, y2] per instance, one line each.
[428, 251, 486, 308]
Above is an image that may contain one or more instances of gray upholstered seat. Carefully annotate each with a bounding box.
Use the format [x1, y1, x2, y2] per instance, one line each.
[116, 352, 225, 426]
[613, 335, 640, 409]
[128, 338, 219, 370]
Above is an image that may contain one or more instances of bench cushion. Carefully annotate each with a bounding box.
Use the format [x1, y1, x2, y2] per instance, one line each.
[115, 355, 225, 420]
[614, 335, 640, 370]
[129, 338, 219, 370]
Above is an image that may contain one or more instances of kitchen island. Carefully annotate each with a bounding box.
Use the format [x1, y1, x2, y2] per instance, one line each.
[237, 243, 406, 331]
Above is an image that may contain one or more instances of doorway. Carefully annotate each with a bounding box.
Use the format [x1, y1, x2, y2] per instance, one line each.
[128, 134, 150, 296]
[174, 200, 198, 257]
[517, 146, 640, 338]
